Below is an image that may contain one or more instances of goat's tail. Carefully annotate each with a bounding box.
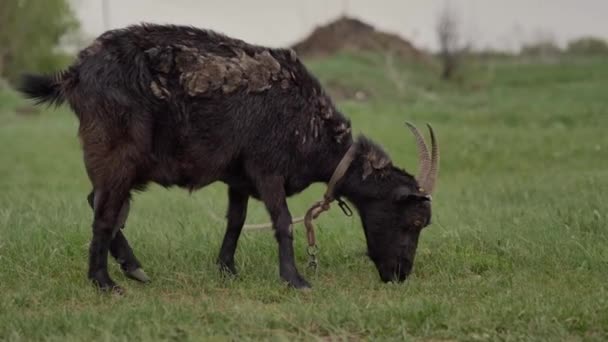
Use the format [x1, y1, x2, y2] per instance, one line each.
[18, 71, 70, 107]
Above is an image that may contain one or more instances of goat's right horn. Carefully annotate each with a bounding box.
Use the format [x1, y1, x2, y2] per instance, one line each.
[405, 122, 431, 191]
[425, 124, 439, 194]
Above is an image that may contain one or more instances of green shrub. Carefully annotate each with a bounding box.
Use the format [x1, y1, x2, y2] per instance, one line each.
[567, 36, 608, 55]
[0, 0, 80, 85]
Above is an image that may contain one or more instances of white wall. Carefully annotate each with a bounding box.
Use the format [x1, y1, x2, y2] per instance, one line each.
[73, 0, 608, 51]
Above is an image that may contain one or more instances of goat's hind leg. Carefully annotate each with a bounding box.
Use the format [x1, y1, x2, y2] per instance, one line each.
[88, 187, 129, 292]
[87, 191, 150, 283]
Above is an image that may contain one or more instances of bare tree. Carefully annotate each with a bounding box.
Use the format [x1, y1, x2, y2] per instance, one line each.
[436, 4, 462, 80]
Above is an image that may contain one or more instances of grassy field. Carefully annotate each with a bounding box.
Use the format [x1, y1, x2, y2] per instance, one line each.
[0, 54, 607, 341]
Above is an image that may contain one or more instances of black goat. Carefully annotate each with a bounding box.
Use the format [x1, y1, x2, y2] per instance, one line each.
[19, 24, 439, 292]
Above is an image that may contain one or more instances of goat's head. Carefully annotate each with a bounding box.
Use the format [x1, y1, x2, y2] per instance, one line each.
[345, 123, 439, 283]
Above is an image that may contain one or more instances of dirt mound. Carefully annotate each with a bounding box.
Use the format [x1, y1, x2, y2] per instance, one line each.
[292, 16, 424, 60]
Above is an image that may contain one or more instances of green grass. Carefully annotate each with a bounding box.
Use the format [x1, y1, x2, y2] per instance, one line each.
[1, 55, 607, 341]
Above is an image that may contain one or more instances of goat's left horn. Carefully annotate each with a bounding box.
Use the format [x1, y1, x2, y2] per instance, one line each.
[405, 122, 431, 189]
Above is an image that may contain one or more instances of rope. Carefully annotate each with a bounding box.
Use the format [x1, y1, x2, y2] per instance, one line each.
[205, 144, 358, 268]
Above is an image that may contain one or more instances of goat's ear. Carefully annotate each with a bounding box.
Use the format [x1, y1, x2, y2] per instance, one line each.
[393, 187, 431, 202]
[362, 153, 391, 180]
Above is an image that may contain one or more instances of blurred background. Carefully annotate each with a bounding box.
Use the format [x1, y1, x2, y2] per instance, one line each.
[1, 1, 607, 340]
[76, 0, 608, 51]
[1, 0, 608, 84]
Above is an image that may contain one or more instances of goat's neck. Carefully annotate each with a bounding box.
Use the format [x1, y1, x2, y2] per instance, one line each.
[318, 141, 355, 184]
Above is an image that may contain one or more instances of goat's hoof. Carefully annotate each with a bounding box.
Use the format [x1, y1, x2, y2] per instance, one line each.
[283, 274, 311, 289]
[110, 285, 126, 295]
[95, 282, 125, 295]
[124, 268, 151, 283]
[217, 260, 238, 276]
[90, 271, 122, 292]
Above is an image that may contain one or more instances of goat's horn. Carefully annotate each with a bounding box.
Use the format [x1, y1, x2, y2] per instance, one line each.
[405, 122, 431, 190]
[425, 124, 439, 194]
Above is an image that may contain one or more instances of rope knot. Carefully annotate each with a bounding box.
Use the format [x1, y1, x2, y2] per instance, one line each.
[321, 201, 331, 211]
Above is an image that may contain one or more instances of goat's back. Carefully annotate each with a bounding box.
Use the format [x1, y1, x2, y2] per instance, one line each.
[21, 24, 353, 191]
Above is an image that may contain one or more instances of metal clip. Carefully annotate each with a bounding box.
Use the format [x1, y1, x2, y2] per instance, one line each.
[337, 198, 353, 217]
[307, 245, 319, 271]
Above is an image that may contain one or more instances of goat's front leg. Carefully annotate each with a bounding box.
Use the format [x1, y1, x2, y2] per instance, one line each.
[257, 177, 311, 289]
[217, 187, 249, 275]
